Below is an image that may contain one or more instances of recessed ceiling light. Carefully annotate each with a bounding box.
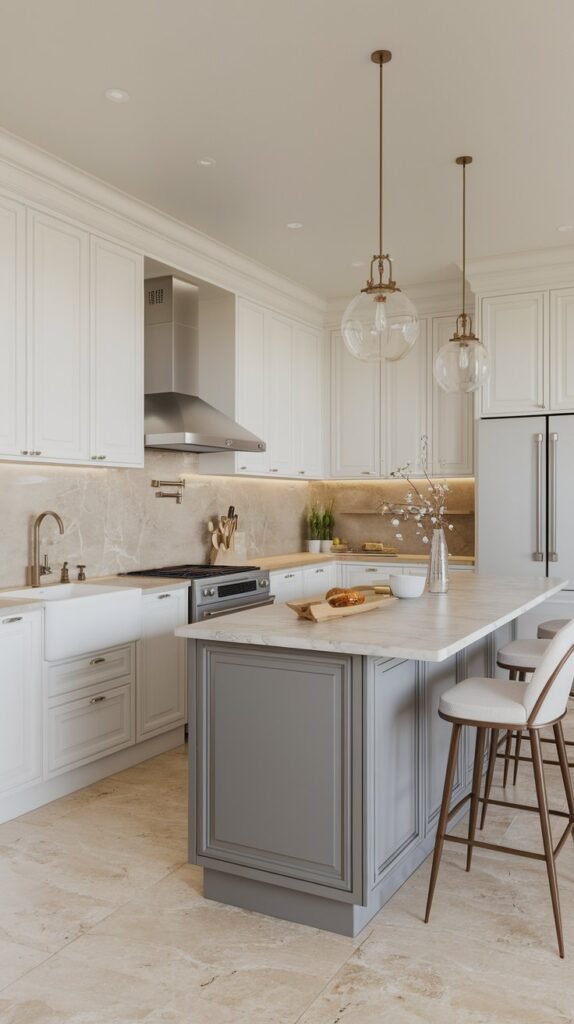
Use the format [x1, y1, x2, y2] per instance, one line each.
[287, 222, 303, 230]
[105, 88, 130, 103]
[351, 260, 366, 267]
[197, 158, 216, 167]
[558, 224, 574, 232]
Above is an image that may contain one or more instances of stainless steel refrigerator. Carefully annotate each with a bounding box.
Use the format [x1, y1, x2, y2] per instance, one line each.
[477, 415, 574, 590]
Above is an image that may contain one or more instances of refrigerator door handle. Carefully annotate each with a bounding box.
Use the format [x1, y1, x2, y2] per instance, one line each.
[549, 432, 558, 562]
[533, 432, 544, 562]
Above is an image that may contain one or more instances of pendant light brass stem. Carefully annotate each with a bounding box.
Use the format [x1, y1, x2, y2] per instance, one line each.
[454, 155, 475, 342]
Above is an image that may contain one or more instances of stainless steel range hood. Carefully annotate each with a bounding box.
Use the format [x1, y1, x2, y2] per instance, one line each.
[144, 276, 266, 454]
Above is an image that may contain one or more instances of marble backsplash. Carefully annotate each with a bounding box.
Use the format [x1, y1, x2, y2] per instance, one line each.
[309, 478, 475, 559]
[0, 457, 474, 587]
[0, 453, 309, 587]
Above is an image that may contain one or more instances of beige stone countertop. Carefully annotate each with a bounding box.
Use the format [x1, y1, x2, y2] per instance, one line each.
[248, 552, 474, 571]
[92, 575, 190, 593]
[0, 598, 44, 616]
[176, 574, 564, 663]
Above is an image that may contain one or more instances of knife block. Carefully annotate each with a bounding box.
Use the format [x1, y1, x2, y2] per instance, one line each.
[210, 531, 248, 565]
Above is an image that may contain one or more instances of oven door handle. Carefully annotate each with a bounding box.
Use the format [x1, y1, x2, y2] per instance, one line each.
[200, 598, 275, 620]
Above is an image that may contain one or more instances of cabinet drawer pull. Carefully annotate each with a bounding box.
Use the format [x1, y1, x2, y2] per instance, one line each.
[361, 470, 371, 475]
[269, 468, 279, 473]
[239, 465, 247, 470]
[365, 567, 378, 573]
[157, 593, 172, 599]
[298, 470, 306, 475]
[20, 450, 30, 456]
[315, 568, 325, 573]
[89, 695, 107, 704]
[2, 616, 23, 624]
[90, 656, 106, 665]
[285, 573, 295, 579]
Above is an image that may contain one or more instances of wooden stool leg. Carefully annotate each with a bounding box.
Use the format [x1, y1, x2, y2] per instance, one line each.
[531, 730, 565, 958]
[424, 723, 462, 923]
[480, 728, 499, 830]
[554, 721, 574, 846]
[467, 727, 486, 870]
[513, 732, 523, 785]
[502, 730, 513, 787]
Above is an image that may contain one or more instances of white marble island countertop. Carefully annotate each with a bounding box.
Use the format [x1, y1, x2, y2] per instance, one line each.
[176, 574, 567, 662]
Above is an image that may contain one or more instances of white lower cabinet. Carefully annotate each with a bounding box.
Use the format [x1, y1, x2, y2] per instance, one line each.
[137, 588, 187, 741]
[301, 563, 337, 596]
[47, 683, 134, 775]
[46, 641, 136, 776]
[270, 570, 304, 603]
[0, 611, 42, 794]
[341, 563, 395, 588]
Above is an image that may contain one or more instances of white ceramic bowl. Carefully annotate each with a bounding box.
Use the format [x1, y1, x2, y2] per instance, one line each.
[389, 574, 426, 599]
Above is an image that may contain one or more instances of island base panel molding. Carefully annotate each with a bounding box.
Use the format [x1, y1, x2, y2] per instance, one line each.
[203, 794, 473, 937]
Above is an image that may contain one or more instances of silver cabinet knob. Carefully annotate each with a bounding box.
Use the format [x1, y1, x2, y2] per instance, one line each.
[20, 450, 29, 455]
[89, 695, 107, 705]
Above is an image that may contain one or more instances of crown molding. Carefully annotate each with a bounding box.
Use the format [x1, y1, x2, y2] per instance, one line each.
[0, 128, 327, 326]
[466, 246, 574, 295]
[324, 278, 474, 328]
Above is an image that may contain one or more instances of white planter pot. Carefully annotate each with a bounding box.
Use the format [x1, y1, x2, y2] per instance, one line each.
[320, 540, 332, 553]
[306, 540, 321, 553]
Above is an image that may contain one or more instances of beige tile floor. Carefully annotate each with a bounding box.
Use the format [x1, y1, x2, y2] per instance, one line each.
[1, 727, 574, 1024]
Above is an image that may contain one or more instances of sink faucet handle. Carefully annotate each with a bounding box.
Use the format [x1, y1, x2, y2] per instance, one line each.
[60, 561, 70, 583]
[42, 553, 52, 576]
[76, 564, 86, 582]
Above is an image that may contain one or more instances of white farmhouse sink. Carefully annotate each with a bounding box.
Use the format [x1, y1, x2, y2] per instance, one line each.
[1, 583, 142, 661]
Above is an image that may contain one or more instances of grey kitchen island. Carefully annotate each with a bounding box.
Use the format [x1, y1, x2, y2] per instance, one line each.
[177, 574, 566, 936]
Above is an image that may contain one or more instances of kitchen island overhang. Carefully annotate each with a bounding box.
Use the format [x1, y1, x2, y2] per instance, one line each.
[177, 574, 567, 936]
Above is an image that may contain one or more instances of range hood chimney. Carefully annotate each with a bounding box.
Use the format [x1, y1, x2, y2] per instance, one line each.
[144, 276, 266, 454]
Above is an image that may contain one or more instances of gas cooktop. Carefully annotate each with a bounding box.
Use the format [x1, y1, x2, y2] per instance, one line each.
[121, 564, 259, 580]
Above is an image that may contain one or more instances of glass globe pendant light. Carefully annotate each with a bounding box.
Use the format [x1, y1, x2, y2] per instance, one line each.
[434, 156, 489, 393]
[341, 50, 419, 363]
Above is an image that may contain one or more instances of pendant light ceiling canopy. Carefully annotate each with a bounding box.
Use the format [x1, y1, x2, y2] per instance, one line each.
[433, 156, 489, 393]
[341, 50, 419, 363]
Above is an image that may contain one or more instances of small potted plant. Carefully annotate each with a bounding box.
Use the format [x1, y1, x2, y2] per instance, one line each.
[306, 506, 322, 553]
[320, 503, 335, 552]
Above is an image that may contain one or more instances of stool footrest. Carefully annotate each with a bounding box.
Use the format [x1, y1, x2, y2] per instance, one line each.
[554, 824, 574, 859]
[444, 833, 546, 861]
[479, 796, 570, 819]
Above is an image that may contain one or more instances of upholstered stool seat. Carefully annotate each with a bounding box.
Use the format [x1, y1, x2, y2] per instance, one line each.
[538, 619, 571, 639]
[440, 677, 528, 725]
[425, 619, 574, 958]
[497, 638, 549, 672]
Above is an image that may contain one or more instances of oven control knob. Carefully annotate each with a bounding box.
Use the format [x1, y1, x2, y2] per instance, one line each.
[259, 579, 269, 587]
[209, 588, 215, 596]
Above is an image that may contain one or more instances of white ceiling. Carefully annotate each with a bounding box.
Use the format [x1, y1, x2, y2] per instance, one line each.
[1, 0, 573, 298]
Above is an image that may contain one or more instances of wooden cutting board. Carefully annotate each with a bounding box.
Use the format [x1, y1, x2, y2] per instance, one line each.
[287, 591, 397, 623]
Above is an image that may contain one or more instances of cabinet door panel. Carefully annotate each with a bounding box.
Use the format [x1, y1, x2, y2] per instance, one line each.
[424, 656, 463, 829]
[293, 325, 323, 477]
[269, 570, 304, 603]
[0, 613, 42, 793]
[480, 292, 546, 416]
[550, 288, 574, 411]
[91, 236, 143, 465]
[28, 211, 90, 459]
[0, 197, 26, 455]
[331, 331, 380, 478]
[265, 313, 295, 475]
[383, 321, 428, 475]
[235, 299, 269, 474]
[137, 589, 187, 740]
[47, 683, 133, 775]
[302, 563, 336, 597]
[431, 316, 473, 474]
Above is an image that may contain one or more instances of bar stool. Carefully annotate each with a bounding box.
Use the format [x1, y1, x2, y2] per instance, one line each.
[493, 639, 550, 796]
[424, 620, 574, 957]
[538, 619, 571, 639]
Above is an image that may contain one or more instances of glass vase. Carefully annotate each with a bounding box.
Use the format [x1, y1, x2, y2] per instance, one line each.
[427, 528, 448, 593]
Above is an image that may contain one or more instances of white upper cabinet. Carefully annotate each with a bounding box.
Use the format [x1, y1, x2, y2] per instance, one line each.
[0, 196, 144, 469]
[550, 287, 574, 411]
[90, 236, 144, 465]
[265, 313, 296, 476]
[383, 319, 428, 475]
[235, 299, 269, 475]
[202, 297, 324, 478]
[0, 196, 26, 456]
[330, 330, 380, 478]
[431, 316, 474, 475]
[28, 211, 90, 460]
[293, 325, 324, 479]
[480, 291, 547, 416]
